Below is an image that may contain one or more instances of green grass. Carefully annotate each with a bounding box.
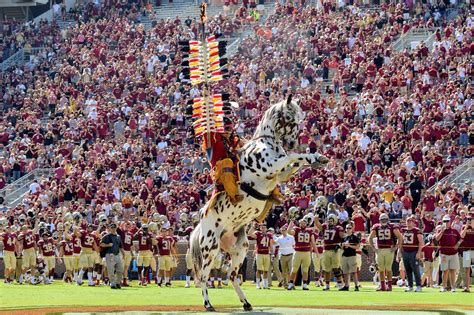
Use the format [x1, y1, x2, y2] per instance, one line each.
[0, 281, 472, 311]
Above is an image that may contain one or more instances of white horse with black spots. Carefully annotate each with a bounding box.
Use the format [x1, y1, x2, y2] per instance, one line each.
[190, 95, 329, 311]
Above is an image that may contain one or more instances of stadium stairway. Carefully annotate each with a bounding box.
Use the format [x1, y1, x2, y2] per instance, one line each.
[391, 27, 439, 52]
[428, 157, 474, 194]
[0, 168, 54, 207]
[2, 7, 28, 22]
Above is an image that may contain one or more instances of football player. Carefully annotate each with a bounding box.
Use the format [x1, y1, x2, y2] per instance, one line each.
[37, 231, 56, 284]
[398, 215, 423, 292]
[156, 226, 173, 287]
[287, 218, 317, 290]
[117, 221, 134, 286]
[92, 227, 107, 285]
[368, 213, 403, 291]
[312, 232, 324, 287]
[59, 236, 74, 283]
[248, 223, 273, 289]
[148, 222, 159, 284]
[315, 213, 345, 290]
[169, 228, 179, 284]
[209, 251, 223, 289]
[17, 224, 38, 284]
[75, 224, 99, 286]
[184, 213, 199, 288]
[134, 224, 156, 286]
[70, 225, 82, 283]
[0, 224, 18, 284]
[268, 227, 283, 287]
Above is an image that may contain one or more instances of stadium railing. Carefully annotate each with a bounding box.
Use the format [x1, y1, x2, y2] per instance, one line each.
[427, 157, 473, 194]
[0, 168, 54, 207]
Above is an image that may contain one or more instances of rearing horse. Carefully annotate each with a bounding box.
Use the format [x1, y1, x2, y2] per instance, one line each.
[190, 95, 329, 311]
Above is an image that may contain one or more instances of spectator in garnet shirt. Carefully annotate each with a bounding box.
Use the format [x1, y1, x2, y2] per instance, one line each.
[459, 216, 474, 292]
[420, 209, 435, 235]
[422, 192, 436, 213]
[435, 215, 462, 292]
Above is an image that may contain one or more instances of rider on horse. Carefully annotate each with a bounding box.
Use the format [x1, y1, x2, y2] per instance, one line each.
[204, 116, 283, 220]
[203, 117, 244, 205]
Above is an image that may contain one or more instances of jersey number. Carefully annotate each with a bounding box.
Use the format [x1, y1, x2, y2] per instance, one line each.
[260, 237, 269, 248]
[377, 229, 391, 240]
[7, 237, 15, 246]
[140, 237, 148, 246]
[298, 233, 310, 243]
[25, 235, 34, 245]
[65, 243, 73, 252]
[124, 235, 132, 244]
[84, 236, 94, 246]
[324, 230, 336, 241]
[403, 233, 414, 244]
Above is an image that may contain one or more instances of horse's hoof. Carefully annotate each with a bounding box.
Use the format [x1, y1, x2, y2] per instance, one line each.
[243, 303, 253, 311]
[206, 306, 216, 312]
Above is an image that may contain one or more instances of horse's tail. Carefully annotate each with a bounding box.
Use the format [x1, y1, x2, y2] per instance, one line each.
[190, 225, 202, 281]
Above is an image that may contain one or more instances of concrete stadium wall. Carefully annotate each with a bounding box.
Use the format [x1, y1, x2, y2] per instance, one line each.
[0, 241, 377, 281]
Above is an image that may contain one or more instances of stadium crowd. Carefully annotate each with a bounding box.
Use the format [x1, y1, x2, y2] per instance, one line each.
[0, 0, 473, 293]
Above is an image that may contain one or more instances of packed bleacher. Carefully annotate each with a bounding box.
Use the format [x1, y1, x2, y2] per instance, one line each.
[0, 0, 472, 292]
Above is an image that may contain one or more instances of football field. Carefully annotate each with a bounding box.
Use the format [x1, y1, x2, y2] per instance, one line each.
[0, 281, 473, 315]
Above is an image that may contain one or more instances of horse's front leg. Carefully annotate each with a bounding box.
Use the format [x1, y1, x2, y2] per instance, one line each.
[267, 152, 329, 180]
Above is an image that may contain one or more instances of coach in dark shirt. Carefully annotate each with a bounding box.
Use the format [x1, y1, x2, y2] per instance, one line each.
[409, 176, 424, 211]
[101, 223, 124, 289]
[340, 224, 360, 291]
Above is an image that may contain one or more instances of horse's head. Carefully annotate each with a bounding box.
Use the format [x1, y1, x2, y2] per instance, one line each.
[273, 95, 302, 150]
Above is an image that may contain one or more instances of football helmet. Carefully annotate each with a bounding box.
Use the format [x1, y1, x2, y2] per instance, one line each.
[98, 214, 107, 224]
[52, 231, 59, 240]
[192, 212, 200, 224]
[27, 209, 35, 218]
[72, 212, 82, 222]
[0, 217, 7, 227]
[64, 213, 73, 222]
[315, 196, 328, 209]
[19, 214, 26, 223]
[379, 213, 389, 225]
[57, 222, 64, 231]
[148, 222, 158, 233]
[303, 213, 314, 226]
[160, 215, 168, 223]
[180, 212, 188, 223]
[369, 263, 378, 274]
[152, 212, 161, 222]
[288, 207, 299, 220]
[142, 224, 149, 230]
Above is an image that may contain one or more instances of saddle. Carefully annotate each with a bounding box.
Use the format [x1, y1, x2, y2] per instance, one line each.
[204, 184, 283, 224]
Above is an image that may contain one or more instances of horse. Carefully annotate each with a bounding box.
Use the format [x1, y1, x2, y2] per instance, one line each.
[190, 95, 329, 311]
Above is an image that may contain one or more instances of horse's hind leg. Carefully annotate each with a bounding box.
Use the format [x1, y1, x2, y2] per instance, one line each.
[228, 228, 252, 311]
[199, 222, 221, 311]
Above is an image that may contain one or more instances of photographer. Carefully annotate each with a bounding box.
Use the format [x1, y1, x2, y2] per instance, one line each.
[435, 215, 462, 292]
[100, 222, 125, 289]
